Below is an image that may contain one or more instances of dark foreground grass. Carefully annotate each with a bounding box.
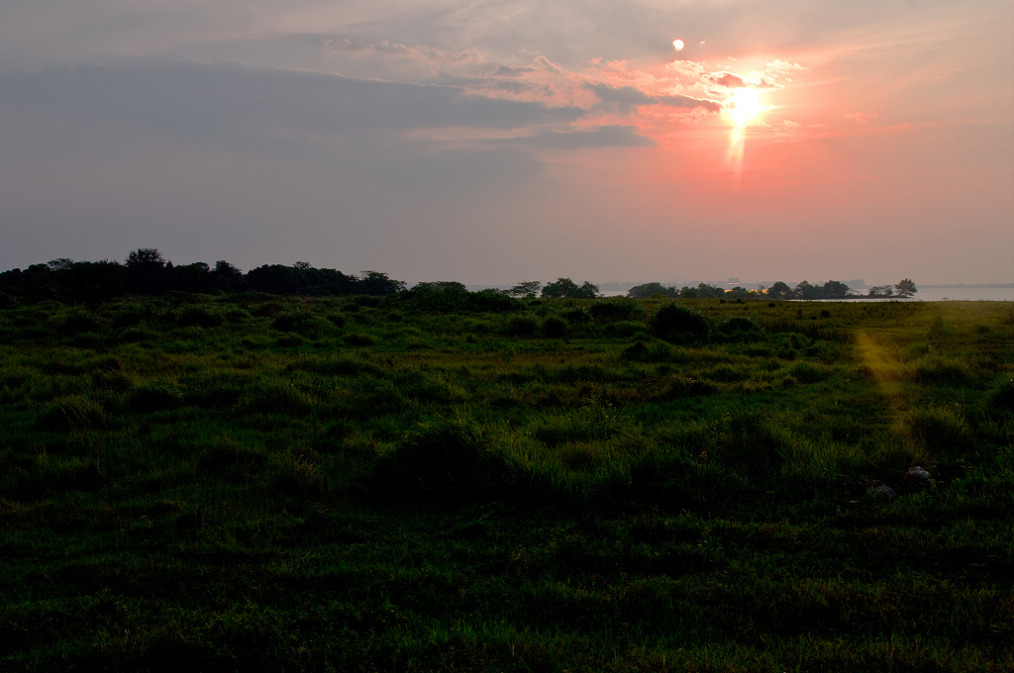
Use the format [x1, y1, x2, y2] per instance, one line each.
[1, 295, 1012, 671]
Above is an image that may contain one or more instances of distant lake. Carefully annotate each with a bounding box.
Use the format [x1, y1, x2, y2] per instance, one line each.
[912, 286, 1014, 302]
[599, 286, 1014, 301]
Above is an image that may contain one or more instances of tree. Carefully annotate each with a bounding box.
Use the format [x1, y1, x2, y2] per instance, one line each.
[508, 281, 542, 298]
[766, 281, 791, 299]
[695, 283, 726, 299]
[541, 278, 598, 298]
[125, 248, 168, 294]
[542, 278, 578, 298]
[211, 260, 245, 291]
[793, 281, 821, 300]
[868, 285, 893, 298]
[822, 280, 851, 299]
[358, 271, 406, 296]
[126, 248, 166, 270]
[627, 282, 678, 299]
[575, 281, 600, 299]
[895, 278, 917, 298]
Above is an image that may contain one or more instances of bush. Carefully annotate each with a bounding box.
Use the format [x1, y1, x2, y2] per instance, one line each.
[504, 316, 538, 337]
[372, 417, 508, 499]
[716, 317, 764, 342]
[56, 309, 104, 335]
[589, 300, 643, 323]
[649, 303, 710, 343]
[176, 306, 225, 328]
[129, 381, 183, 412]
[988, 377, 1014, 412]
[541, 317, 569, 338]
[38, 396, 107, 432]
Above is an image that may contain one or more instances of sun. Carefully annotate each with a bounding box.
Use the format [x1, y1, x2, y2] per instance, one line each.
[726, 87, 764, 127]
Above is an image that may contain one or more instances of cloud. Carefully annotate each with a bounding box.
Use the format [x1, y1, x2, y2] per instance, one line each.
[321, 37, 486, 78]
[0, 62, 584, 143]
[506, 125, 656, 150]
[586, 83, 719, 113]
[709, 72, 747, 88]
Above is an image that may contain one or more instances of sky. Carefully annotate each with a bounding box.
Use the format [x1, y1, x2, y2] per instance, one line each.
[1, 0, 1012, 286]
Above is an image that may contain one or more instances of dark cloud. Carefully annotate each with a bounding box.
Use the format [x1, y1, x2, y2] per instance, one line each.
[0, 61, 583, 142]
[587, 83, 721, 113]
[708, 72, 746, 88]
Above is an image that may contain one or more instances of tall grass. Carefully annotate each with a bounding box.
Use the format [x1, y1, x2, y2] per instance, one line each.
[1, 296, 1011, 671]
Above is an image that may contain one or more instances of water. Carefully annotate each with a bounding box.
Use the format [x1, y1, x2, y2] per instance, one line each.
[598, 286, 1014, 301]
[910, 286, 1014, 302]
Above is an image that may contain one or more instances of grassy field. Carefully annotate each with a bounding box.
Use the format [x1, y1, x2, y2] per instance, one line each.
[1, 294, 1012, 672]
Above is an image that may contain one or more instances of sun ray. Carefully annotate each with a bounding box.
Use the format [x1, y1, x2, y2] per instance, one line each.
[724, 87, 766, 178]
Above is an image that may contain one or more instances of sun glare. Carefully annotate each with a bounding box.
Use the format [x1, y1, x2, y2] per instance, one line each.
[724, 87, 765, 178]
[726, 87, 764, 127]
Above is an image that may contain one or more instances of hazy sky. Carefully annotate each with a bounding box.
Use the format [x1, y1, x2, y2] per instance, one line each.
[2, 1, 1012, 285]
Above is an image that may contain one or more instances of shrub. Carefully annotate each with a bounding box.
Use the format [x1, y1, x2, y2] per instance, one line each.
[620, 341, 651, 362]
[989, 377, 1014, 412]
[57, 309, 104, 335]
[129, 381, 183, 412]
[344, 332, 376, 347]
[589, 300, 643, 323]
[504, 316, 538, 337]
[176, 306, 225, 328]
[605, 321, 648, 338]
[271, 312, 337, 339]
[649, 303, 710, 343]
[37, 395, 107, 432]
[789, 361, 832, 383]
[373, 417, 507, 498]
[541, 317, 569, 338]
[562, 308, 590, 324]
[716, 316, 764, 342]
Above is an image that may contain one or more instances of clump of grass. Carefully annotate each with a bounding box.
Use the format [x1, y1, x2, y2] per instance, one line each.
[271, 311, 337, 338]
[987, 377, 1014, 412]
[343, 332, 376, 347]
[370, 415, 508, 499]
[789, 361, 833, 383]
[37, 395, 107, 432]
[175, 305, 225, 328]
[269, 449, 327, 497]
[236, 378, 314, 415]
[914, 355, 971, 385]
[54, 308, 105, 335]
[129, 380, 183, 412]
[196, 436, 267, 482]
[904, 405, 973, 454]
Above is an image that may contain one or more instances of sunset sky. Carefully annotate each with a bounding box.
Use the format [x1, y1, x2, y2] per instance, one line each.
[2, 0, 1012, 286]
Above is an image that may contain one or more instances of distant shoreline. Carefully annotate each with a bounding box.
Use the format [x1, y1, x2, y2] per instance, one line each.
[917, 283, 1014, 289]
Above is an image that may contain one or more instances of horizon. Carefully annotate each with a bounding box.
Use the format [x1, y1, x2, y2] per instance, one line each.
[2, 1, 1012, 284]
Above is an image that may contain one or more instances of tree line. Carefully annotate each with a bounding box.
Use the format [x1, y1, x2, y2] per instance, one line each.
[627, 279, 917, 300]
[0, 249, 405, 305]
[0, 249, 916, 306]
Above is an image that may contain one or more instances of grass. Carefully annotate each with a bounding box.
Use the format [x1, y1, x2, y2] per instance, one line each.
[1, 296, 1012, 671]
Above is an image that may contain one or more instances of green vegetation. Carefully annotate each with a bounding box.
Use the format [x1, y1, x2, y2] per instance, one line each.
[2, 292, 1012, 672]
